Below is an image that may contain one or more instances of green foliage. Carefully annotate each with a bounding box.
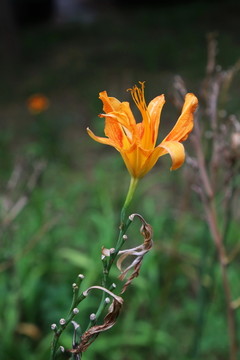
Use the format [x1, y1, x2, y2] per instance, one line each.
[1, 145, 239, 359]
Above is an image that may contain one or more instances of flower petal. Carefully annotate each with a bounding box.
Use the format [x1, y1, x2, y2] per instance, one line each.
[102, 113, 135, 149]
[132, 146, 164, 178]
[119, 102, 136, 127]
[104, 117, 126, 149]
[87, 127, 116, 147]
[147, 94, 165, 145]
[120, 146, 142, 178]
[101, 111, 134, 137]
[159, 141, 185, 170]
[138, 140, 185, 177]
[99, 91, 122, 113]
[163, 93, 198, 143]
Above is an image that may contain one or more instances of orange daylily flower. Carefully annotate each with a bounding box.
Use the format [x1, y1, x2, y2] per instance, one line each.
[87, 82, 198, 179]
[27, 93, 50, 114]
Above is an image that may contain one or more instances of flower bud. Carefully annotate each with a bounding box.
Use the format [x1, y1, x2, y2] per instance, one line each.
[90, 313, 96, 321]
[59, 318, 66, 325]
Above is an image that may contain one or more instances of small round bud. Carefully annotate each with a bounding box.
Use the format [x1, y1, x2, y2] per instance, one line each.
[90, 313, 96, 321]
[105, 297, 111, 304]
[59, 318, 66, 325]
[72, 283, 78, 289]
[60, 346, 65, 353]
[51, 323, 57, 330]
[109, 282, 117, 291]
[123, 234, 128, 240]
[129, 214, 134, 221]
[73, 307, 79, 314]
[78, 274, 84, 279]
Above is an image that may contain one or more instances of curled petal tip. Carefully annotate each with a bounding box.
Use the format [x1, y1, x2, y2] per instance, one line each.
[185, 93, 198, 107]
[87, 127, 114, 146]
[160, 141, 185, 171]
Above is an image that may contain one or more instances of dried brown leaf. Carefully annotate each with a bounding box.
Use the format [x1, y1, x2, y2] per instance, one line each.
[117, 213, 153, 294]
[68, 286, 123, 354]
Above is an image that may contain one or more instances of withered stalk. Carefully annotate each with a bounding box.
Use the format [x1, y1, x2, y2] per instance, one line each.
[173, 33, 239, 359]
[192, 120, 238, 360]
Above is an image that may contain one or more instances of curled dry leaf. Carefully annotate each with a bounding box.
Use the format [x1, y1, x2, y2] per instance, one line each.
[68, 286, 123, 354]
[101, 247, 115, 257]
[117, 213, 153, 294]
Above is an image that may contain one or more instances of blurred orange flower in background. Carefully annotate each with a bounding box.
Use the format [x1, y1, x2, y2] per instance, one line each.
[27, 94, 50, 114]
[87, 82, 198, 179]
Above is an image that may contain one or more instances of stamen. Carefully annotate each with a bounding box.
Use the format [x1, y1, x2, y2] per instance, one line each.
[127, 82, 150, 126]
[128, 82, 147, 113]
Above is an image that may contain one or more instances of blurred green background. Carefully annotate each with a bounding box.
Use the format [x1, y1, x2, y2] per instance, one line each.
[0, 1, 240, 359]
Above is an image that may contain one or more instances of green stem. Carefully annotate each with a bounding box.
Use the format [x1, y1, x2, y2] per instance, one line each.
[51, 176, 139, 359]
[50, 291, 86, 359]
[86, 177, 139, 330]
[121, 177, 139, 224]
